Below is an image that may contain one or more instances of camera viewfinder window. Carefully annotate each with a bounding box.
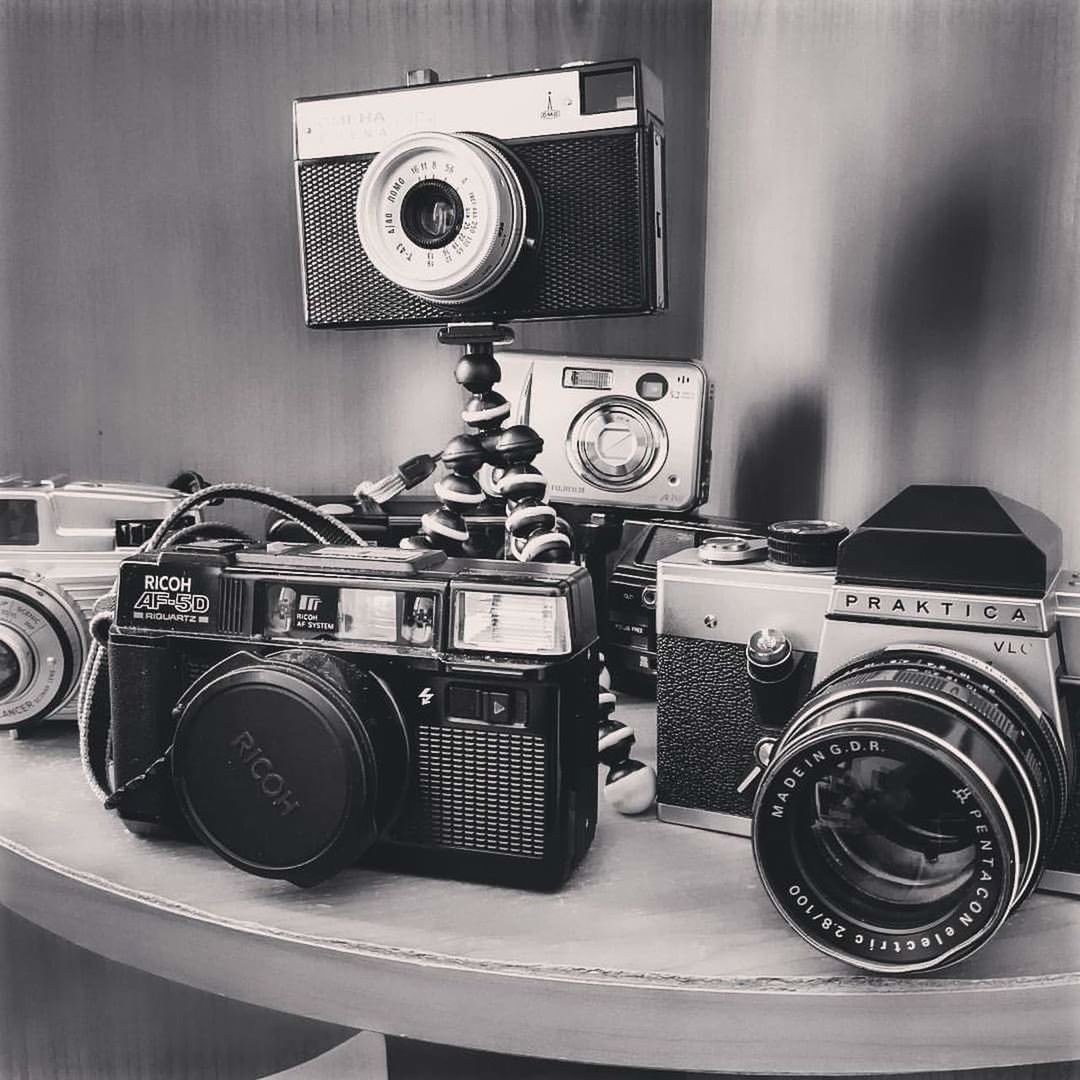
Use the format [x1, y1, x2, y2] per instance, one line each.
[0, 500, 39, 546]
[580, 67, 636, 115]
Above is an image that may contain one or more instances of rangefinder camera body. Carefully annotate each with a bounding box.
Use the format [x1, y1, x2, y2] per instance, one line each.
[293, 59, 666, 328]
[494, 352, 710, 512]
[0, 477, 192, 731]
[656, 486, 1080, 973]
[106, 541, 598, 890]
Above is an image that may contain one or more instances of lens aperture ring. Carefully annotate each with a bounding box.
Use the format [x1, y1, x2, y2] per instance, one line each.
[356, 131, 530, 305]
[0, 578, 83, 730]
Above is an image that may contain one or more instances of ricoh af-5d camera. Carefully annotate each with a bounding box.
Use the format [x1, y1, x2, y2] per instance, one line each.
[103, 540, 598, 890]
[656, 486, 1080, 973]
[293, 59, 666, 328]
[0, 477, 193, 732]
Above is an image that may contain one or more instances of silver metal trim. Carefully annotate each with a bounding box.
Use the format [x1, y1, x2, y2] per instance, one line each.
[1038, 868, 1080, 896]
[656, 803, 751, 837]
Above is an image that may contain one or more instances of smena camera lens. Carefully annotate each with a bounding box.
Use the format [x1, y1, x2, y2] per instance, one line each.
[355, 131, 536, 305]
[170, 648, 409, 886]
[0, 575, 87, 731]
[751, 644, 1069, 973]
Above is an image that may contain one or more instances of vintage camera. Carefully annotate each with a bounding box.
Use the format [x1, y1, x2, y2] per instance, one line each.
[293, 60, 666, 328]
[0, 476, 193, 732]
[605, 515, 759, 686]
[656, 486, 1080, 973]
[494, 352, 711, 512]
[105, 541, 598, 889]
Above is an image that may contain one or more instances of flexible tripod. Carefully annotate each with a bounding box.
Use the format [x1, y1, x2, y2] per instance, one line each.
[403, 324, 655, 814]
[401, 323, 570, 562]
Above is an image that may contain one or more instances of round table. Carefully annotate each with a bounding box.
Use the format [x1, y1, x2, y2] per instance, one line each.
[1, 702, 1078, 1077]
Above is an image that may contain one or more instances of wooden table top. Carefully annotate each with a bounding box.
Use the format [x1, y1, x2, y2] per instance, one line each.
[1, 700, 1078, 1075]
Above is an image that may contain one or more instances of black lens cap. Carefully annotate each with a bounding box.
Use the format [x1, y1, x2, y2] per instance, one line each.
[171, 657, 378, 886]
[767, 520, 849, 569]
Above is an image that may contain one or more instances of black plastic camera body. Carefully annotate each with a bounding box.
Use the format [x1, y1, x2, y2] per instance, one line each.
[293, 59, 666, 329]
[106, 541, 598, 890]
[656, 486, 1080, 973]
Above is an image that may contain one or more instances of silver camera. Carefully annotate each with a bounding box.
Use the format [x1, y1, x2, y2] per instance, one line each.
[0, 477, 193, 732]
[493, 352, 711, 512]
[656, 486, 1080, 973]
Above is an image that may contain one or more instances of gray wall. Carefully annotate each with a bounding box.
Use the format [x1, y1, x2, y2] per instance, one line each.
[703, 0, 1080, 565]
[0, 0, 710, 496]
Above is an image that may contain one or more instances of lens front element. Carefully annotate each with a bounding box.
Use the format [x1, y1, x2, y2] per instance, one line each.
[752, 645, 1067, 972]
[356, 131, 532, 305]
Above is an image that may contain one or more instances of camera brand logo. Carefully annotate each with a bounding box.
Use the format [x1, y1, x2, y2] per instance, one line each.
[133, 574, 211, 624]
[832, 588, 1045, 631]
[299, 595, 321, 613]
[540, 91, 561, 120]
[230, 730, 300, 816]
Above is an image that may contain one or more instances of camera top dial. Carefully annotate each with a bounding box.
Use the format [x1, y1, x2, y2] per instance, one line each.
[355, 131, 538, 306]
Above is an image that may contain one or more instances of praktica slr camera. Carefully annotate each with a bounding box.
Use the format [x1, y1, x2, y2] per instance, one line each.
[656, 486, 1080, 973]
[0, 477, 192, 732]
[495, 352, 710, 512]
[293, 59, 666, 328]
[106, 541, 598, 889]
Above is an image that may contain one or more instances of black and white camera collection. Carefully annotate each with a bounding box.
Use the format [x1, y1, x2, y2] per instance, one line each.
[1, 59, 1077, 977]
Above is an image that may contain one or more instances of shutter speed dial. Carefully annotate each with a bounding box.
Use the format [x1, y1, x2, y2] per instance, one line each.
[567, 397, 668, 491]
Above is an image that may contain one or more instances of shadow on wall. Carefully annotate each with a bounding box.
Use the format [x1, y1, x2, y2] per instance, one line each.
[732, 383, 826, 525]
[872, 137, 1040, 482]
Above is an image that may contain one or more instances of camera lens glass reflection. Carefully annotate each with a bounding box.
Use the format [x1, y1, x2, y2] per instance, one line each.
[802, 753, 976, 921]
[400, 180, 464, 249]
[0, 641, 19, 700]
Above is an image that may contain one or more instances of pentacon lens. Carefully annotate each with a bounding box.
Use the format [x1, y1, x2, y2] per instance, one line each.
[355, 131, 535, 305]
[751, 644, 1068, 973]
[0, 575, 86, 731]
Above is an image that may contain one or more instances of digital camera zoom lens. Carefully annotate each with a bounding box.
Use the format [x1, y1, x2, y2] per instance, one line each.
[752, 646, 1068, 973]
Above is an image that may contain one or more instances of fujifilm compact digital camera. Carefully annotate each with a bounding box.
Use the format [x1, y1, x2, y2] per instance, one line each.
[494, 352, 711, 512]
[104, 541, 598, 889]
[655, 486, 1080, 973]
[0, 477, 193, 732]
[293, 60, 666, 328]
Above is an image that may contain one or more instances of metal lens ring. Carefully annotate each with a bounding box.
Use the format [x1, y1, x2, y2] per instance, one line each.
[355, 131, 529, 305]
[568, 397, 668, 491]
[170, 650, 409, 886]
[751, 646, 1067, 973]
[0, 577, 84, 730]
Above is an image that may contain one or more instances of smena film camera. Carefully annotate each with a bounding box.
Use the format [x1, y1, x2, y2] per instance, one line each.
[0, 477, 192, 732]
[494, 352, 711, 513]
[293, 59, 666, 328]
[104, 540, 598, 889]
[656, 486, 1080, 973]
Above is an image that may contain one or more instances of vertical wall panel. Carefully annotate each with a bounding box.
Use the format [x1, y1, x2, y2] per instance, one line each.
[703, 0, 1080, 561]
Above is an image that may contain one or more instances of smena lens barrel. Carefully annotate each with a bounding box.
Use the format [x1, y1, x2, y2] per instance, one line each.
[751, 645, 1069, 973]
